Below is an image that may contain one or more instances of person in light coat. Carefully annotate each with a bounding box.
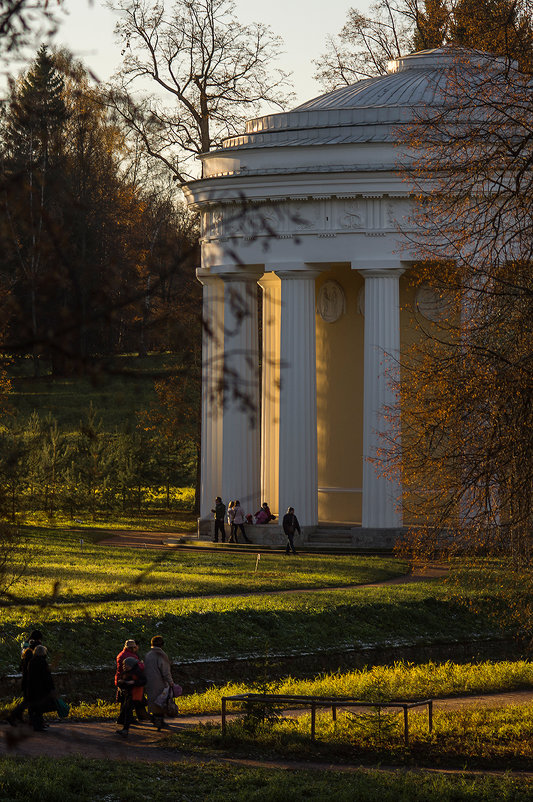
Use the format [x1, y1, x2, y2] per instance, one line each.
[232, 500, 252, 543]
[144, 635, 174, 730]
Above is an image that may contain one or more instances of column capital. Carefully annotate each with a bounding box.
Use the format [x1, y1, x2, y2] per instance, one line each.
[217, 267, 263, 283]
[358, 267, 405, 279]
[196, 267, 223, 286]
[258, 272, 280, 290]
[276, 269, 322, 282]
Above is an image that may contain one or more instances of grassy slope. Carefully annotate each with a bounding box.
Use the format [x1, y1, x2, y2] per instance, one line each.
[69, 659, 533, 718]
[1, 530, 512, 673]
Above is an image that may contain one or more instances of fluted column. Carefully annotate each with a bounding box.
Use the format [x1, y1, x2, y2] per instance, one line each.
[277, 269, 320, 526]
[258, 273, 281, 515]
[219, 269, 262, 514]
[361, 268, 403, 528]
[196, 269, 224, 519]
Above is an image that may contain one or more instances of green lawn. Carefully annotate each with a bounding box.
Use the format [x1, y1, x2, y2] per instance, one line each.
[9, 353, 182, 432]
[0, 756, 531, 801]
[1, 529, 515, 676]
[8, 526, 407, 604]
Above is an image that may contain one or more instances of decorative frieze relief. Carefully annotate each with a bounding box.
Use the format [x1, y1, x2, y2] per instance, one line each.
[317, 280, 346, 323]
[201, 195, 413, 241]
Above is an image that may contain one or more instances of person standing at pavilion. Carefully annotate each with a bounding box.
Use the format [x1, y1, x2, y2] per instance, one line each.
[227, 500, 236, 542]
[282, 507, 300, 555]
[211, 496, 226, 543]
[232, 500, 252, 543]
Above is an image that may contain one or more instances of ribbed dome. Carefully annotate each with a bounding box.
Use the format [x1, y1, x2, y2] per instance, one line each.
[221, 47, 503, 151]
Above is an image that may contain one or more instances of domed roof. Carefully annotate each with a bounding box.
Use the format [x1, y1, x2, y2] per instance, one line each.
[221, 47, 502, 151]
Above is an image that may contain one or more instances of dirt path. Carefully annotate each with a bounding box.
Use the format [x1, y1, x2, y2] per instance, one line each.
[2, 689, 533, 771]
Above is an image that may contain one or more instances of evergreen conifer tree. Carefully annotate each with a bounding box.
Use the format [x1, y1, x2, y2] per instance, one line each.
[5, 44, 67, 166]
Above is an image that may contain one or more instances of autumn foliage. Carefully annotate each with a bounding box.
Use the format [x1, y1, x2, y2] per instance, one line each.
[375, 50, 533, 638]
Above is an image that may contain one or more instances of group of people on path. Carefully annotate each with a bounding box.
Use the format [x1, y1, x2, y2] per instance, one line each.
[114, 635, 180, 737]
[212, 497, 301, 554]
[7, 631, 181, 739]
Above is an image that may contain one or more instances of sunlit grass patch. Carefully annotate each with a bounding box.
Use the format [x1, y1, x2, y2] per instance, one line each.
[64, 659, 533, 720]
[163, 700, 533, 770]
[4, 528, 408, 604]
[176, 659, 533, 715]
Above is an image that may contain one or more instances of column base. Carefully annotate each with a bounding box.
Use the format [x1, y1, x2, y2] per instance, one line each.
[198, 517, 214, 539]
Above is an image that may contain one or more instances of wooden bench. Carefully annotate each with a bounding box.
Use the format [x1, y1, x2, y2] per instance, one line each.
[221, 693, 433, 746]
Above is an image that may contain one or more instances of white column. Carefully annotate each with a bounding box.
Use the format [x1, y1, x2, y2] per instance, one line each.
[361, 268, 403, 528]
[197, 269, 224, 519]
[258, 273, 281, 515]
[219, 270, 261, 515]
[277, 269, 320, 527]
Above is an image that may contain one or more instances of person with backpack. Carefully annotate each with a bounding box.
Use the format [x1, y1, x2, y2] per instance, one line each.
[115, 639, 149, 724]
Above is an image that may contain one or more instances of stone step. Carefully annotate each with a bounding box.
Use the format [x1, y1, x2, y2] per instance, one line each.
[308, 536, 353, 544]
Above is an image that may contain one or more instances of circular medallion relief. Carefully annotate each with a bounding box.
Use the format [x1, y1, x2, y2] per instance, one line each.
[317, 280, 346, 323]
[415, 283, 452, 322]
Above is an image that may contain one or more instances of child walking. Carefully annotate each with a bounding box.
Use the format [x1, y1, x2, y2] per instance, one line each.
[116, 656, 146, 737]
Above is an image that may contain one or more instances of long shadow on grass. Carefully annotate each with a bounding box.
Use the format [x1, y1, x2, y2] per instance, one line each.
[0, 598, 508, 677]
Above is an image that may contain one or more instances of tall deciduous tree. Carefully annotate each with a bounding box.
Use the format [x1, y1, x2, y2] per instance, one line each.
[314, 0, 533, 89]
[110, 0, 293, 180]
[378, 53, 533, 634]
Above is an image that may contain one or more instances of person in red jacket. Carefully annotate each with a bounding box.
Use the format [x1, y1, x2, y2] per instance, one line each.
[115, 639, 148, 722]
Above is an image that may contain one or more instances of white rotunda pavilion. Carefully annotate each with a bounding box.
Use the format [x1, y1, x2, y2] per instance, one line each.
[183, 48, 460, 548]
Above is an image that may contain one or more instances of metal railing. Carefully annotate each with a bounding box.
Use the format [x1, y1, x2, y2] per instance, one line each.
[221, 693, 433, 747]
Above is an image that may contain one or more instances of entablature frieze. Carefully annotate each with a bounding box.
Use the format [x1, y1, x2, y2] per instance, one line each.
[199, 194, 414, 242]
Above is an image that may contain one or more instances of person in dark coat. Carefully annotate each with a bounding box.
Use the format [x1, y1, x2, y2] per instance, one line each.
[27, 645, 56, 732]
[116, 656, 147, 737]
[211, 496, 226, 543]
[282, 507, 301, 555]
[8, 630, 43, 725]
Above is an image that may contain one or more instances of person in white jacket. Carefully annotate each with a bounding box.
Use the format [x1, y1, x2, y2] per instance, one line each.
[231, 500, 252, 543]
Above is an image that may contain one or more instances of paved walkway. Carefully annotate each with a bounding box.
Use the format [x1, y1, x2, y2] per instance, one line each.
[2, 689, 533, 772]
